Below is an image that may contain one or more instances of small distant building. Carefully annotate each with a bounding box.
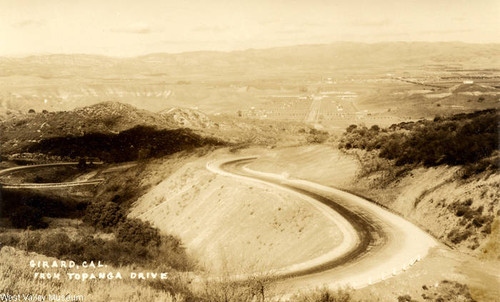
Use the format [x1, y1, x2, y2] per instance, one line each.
[463, 80, 474, 84]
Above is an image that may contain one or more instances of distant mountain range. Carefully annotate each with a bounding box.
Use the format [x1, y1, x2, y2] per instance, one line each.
[1, 42, 498, 122]
[1, 42, 499, 79]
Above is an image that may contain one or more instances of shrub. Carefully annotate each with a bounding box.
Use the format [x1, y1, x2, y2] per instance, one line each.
[83, 201, 124, 230]
[447, 228, 473, 244]
[397, 295, 418, 302]
[116, 218, 161, 247]
[147, 274, 198, 301]
[307, 129, 329, 144]
[461, 155, 499, 179]
[0, 233, 20, 246]
[153, 236, 193, 271]
[291, 287, 354, 302]
[38, 231, 72, 258]
[346, 124, 357, 133]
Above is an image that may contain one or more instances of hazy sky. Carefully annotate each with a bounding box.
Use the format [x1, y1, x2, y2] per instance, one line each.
[1, 0, 499, 56]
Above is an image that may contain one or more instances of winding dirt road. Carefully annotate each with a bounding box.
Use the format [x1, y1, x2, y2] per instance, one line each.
[207, 156, 439, 294]
[0, 163, 104, 189]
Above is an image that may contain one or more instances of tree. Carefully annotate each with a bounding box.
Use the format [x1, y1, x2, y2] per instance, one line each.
[346, 124, 357, 133]
[83, 201, 124, 230]
[116, 218, 161, 247]
[307, 129, 329, 144]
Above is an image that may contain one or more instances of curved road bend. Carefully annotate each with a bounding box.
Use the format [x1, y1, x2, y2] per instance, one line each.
[0, 162, 104, 189]
[208, 157, 438, 292]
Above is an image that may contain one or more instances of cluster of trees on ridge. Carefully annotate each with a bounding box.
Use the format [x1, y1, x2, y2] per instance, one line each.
[25, 125, 225, 163]
[339, 109, 498, 171]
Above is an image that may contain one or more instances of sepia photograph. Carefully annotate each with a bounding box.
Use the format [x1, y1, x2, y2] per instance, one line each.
[0, 0, 499, 301]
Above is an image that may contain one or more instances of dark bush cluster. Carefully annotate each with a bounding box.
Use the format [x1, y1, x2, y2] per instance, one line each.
[0, 186, 193, 270]
[291, 287, 354, 302]
[83, 200, 162, 247]
[339, 109, 499, 168]
[116, 218, 161, 247]
[460, 154, 499, 179]
[447, 228, 474, 245]
[397, 295, 418, 302]
[83, 201, 124, 231]
[25, 125, 225, 163]
[1, 199, 192, 270]
[447, 199, 494, 242]
[0, 230, 155, 267]
[81, 199, 192, 269]
[307, 128, 329, 144]
[419, 280, 476, 302]
[1, 189, 88, 229]
[445, 199, 494, 247]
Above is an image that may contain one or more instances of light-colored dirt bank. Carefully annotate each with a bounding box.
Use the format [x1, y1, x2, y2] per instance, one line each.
[129, 149, 345, 274]
[247, 145, 359, 187]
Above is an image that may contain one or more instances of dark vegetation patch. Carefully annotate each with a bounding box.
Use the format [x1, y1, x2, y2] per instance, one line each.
[0, 146, 201, 271]
[94, 163, 149, 211]
[81, 199, 187, 267]
[446, 199, 494, 246]
[0, 189, 88, 228]
[0, 173, 193, 270]
[306, 128, 329, 144]
[459, 154, 500, 179]
[24, 125, 226, 163]
[0, 226, 191, 270]
[8, 206, 47, 229]
[401, 280, 476, 302]
[291, 287, 354, 302]
[339, 109, 498, 170]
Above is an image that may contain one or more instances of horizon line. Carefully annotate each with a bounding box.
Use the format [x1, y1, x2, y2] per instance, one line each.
[2, 40, 499, 59]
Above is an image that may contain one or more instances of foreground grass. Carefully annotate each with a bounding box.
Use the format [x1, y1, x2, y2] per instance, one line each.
[0, 244, 360, 302]
[0, 246, 186, 302]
